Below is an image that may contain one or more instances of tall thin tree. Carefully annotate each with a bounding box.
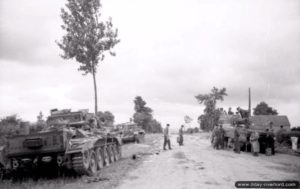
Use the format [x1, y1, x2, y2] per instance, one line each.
[57, 0, 120, 114]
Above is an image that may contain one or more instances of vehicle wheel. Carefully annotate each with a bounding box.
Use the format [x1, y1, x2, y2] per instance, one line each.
[96, 147, 104, 170]
[82, 150, 90, 171]
[112, 144, 119, 161]
[136, 136, 140, 144]
[108, 145, 114, 163]
[103, 147, 110, 166]
[115, 144, 122, 159]
[88, 152, 97, 176]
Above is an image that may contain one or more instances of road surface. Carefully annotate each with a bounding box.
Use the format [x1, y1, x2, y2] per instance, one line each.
[117, 134, 300, 189]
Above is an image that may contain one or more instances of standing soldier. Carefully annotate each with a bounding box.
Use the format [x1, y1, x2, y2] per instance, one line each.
[213, 125, 221, 149]
[163, 124, 172, 150]
[265, 129, 275, 155]
[178, 125, 184, 146]
[250, 131, 260, 156]
[219, 124, 226, 149]
[234, 124, 240, 153]
[291, 136, 299, 152]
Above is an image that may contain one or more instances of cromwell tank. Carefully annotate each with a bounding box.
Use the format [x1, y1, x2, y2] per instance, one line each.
[116, 122, 145, 143]
[3, 109, 121, 176]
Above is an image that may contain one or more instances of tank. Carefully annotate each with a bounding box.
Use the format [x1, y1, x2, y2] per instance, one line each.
[218, 113, 252, 151]
[116, 122, 145, 143]
[2, 109, 122, 177]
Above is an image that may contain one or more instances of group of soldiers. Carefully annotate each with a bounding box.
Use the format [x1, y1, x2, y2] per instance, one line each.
[211, 122, 278, 156]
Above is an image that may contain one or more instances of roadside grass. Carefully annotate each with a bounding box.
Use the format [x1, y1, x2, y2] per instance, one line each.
[0, 177, 77, 189]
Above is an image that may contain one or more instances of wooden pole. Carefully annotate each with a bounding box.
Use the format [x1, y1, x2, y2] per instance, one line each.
[248, 88, 251, 117]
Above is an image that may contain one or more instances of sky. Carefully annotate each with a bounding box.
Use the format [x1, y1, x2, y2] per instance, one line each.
[0, 0, 299, 129]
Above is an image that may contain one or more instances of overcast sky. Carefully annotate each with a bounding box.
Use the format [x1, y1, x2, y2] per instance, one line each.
[0, 0, 299, 128]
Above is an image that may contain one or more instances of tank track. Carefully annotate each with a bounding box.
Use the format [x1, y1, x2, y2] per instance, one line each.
[71, 142, 121, 176]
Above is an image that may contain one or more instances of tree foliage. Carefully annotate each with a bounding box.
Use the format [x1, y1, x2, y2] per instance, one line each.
[184, 115, 193, 124]
[253, 101, 278, 115]
[97, 111, 115, 127]
[195, 87, 227, 131]
[133, 96, 162, 133]
[0, 115, 21, 135]
[57, 0, 120, 114]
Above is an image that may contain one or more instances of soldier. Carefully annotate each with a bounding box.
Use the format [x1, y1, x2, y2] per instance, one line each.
[233, 125, 240, 153]
[212, 125, 221, 150]
[211, 125, 218, 146]
[178, 125, 184, 146]
[265, 129, 275, 155]
[291, 136, 299, 152]
[250, 131, 260, 156]
[163, 124, 172, 150]
[219, 124, 226, 149]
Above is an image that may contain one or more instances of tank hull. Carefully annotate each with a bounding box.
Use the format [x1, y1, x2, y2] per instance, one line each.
[3, 129, 121, 177]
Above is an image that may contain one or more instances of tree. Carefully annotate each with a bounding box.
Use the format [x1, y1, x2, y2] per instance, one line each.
[253, 101, 278, 115]
[148, 119, 163, 133]
[133, 96, 162, 133]
[133, 96, 152, 131]
[57, 0, 120, 114]
[195, 87, 227, 131]
[97, 111, 115, 127]
[184, 115, 193, 124]
[0, 115, 21, 135]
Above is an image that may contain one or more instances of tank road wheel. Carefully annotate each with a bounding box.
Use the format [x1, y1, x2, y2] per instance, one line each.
[103, 147, 110, 166]
[108, 145, 115, 163]
[116, 143, 122, 159]
[96, 147, 104, 170]
[72, 151, 92, 176]
[112, 144, 119, 161]
[72, 154, 85, 175]
[88, 152, 97, 176]
[82, 150, 90, 170]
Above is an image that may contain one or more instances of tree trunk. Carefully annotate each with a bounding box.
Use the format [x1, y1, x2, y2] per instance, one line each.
[92, 69, 98, 115]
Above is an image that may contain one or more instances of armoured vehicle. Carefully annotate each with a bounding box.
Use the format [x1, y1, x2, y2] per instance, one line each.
[116, 122, 145, 143]
[219, 114, 251, 148]
[2, 109, 121, 177]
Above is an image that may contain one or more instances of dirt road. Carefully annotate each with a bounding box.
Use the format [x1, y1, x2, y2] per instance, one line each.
[117, 134, 300, 189]
[3, 134, 299, 189]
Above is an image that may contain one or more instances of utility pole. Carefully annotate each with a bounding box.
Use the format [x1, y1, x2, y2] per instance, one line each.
[248, 88, 251, 117]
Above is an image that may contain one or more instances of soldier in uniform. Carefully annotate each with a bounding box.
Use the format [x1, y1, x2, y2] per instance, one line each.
[211, 125, 218, 146]
[233, 125, 240, 153]
[219, 124, 226, 149]
[265, 129, 275, 155]
[250, 131, 260, 156]
[212, 125, 221, 150]
[163, 124, 172, 150]
[178, 125, 184, 146]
